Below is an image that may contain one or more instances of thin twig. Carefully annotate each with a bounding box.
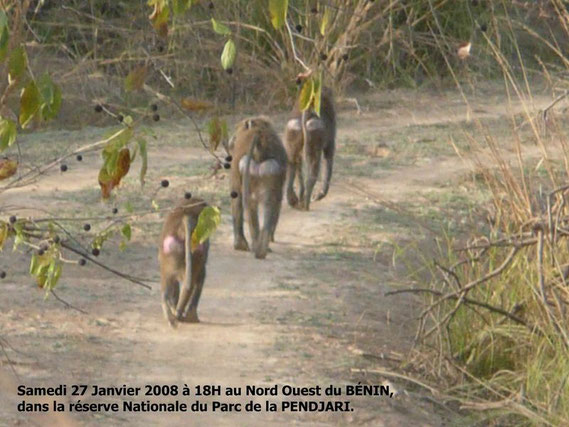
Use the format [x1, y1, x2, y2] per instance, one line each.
[50, 290, 88, 314]
[60, 242, 151, 289]
[385, 287, 529, 328]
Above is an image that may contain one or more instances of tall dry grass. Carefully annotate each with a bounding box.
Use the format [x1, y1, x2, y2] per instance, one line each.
[395, 2, 569, 425]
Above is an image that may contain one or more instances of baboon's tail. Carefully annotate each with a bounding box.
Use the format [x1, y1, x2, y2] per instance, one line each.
[175, 213, 197, 320]
[242, 134, 259, 216]
[301, 109, 309, 178]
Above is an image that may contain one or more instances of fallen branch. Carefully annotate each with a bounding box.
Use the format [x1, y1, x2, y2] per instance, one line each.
[385, 287, 530, 329]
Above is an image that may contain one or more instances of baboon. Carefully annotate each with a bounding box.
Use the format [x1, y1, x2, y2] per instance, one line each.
[284, 86, 337, 211]
[227, 116, 287, 259]
[158, 197, 210, 327]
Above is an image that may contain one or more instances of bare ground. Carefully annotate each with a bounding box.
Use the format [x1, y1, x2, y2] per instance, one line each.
[0, 86, 554, 426]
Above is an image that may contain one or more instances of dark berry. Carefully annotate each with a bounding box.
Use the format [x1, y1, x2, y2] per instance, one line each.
[184, 192, 192, 200]
[9, 215, 16, 224]
[83, 223, 91, 231]
[296, 77, 302, 86]
[157, 45, 164, 53]
[38, 248, 45, 256]
[95, 104, 103, 113]
[91, 248, 100, 257]
[153, 114, 160, 122]
[0, 271, 5, 279]
[76, 154, 83, 161]
[208, 1, 214, 9]
[320, 53, 328, 61]
[151, 104, 158, 111]
[311, 7, 318, 13]
[230, 191, 238, 199]
[480, 23, 487, 32]
[60, 164, 68, 172]
[53, 235, 60, 244]
[79, 258, 86, 266]
[161, 179, 169, 188]
[226, 68, 233, 75]
[117, 114, 124, 123]
[223, 163, 230, 169]
[225, 155, 232, 162]
[112, 207, 118, 214]
[295, 24, 302, 33]
[342, 53, 349, 61]
[40, 243, 49, 251]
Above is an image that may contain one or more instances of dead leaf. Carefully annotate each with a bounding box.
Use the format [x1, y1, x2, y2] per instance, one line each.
[181, 98, 214, 112]
[458, 42, 471, 60]
[369, 143, 391, 158]
[0, 158, 17, 180]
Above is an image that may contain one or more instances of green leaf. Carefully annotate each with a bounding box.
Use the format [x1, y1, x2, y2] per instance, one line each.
[172, 0, 192, 15]
[104, 148, 120, 175]
[313, 72, 322, 117]
[0, 11, 7, 34]
[30, 253, 39, 275]
[150, 3, 169, 38]
[0, 221, 8, 251]
[137, 137, 148, 186]
[8, 46, 27, 83]
[0, 11, 9, 63]
[102, 127, 134, 158]
[12, 222, 25, 250]
[92, 230, 112, 251]
[45, 260, 62, 290]
[221, 119, 228, 143]
[19, 81, 41, 128]
[320, 6, 331, 36]
[208, 116, 222, 152]
[152, 200, 160, 211]
[269, 0, 288, 30]
[121, 224, 132, 241]
[124, 66, 147, 92]
[0, 118, 16, 152]
[298, 78, 314, 112]
[220, 39, 236, 70]
[211, 18, 231, 36]
[191, 206, 221, 250]
[37, 73, 62, 121]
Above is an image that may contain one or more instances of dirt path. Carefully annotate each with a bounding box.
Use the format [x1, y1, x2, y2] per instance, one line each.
[0, 86, 556, 426]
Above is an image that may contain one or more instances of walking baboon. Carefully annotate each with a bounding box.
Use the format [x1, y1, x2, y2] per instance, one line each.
[227, 116, 287, 259]
[284, 86, 336, 211]
[158, 197, 210, 327]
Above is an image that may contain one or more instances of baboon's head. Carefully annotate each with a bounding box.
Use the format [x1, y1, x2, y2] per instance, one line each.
[227, 116, 274, 156]
[237, 115, 272, 132]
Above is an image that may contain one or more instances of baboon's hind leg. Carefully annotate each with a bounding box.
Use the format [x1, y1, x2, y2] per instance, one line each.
[247, 198, 260, 252]
[286, 161, 300, 207]
[315, 143, 334, 201]
[161, 276, 179, 328]
[269, 187, 283, 243]
[232, 195, 249, 251]
[181, 258, 207, 323]
[303, 151, 321, 211]
[297, 163, 305, 207]
[256, 194, 280, 259]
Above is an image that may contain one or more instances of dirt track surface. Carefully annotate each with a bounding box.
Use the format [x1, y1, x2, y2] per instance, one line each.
[0, 86, 553, 426]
